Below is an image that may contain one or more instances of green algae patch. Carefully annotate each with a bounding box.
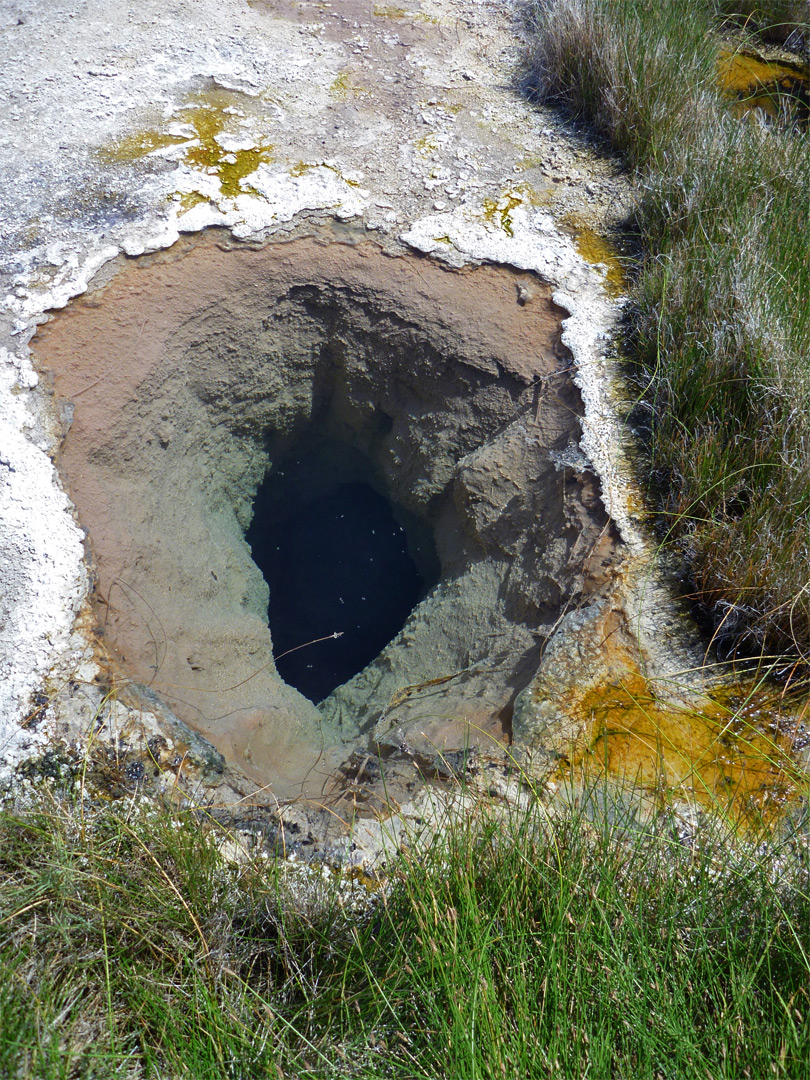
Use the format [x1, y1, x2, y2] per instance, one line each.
[565, 675, 807, 828]
[99, 88, 275, 202]
[718, 47, 809, 125]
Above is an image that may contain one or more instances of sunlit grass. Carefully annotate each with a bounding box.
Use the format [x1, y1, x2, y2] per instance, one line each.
[526, 0, 810, 663]
[1, 779, 809, 1078]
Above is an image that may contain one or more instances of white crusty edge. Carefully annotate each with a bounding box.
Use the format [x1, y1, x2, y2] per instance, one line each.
[0, 185, 650, 774]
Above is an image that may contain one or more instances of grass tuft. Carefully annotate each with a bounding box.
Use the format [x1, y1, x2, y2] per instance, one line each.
[526, 0, 810, 664]
[2, 783, 809, 1077]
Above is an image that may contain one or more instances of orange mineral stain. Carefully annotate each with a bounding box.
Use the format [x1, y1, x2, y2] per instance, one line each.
[564, 672, 806, 828]
[718, 48, 809, 125]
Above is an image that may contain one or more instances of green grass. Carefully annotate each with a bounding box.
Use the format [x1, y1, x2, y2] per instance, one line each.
[2, 785, 809, 1078]
[525, 0, 810, 666]
[719, 1, 810, 42]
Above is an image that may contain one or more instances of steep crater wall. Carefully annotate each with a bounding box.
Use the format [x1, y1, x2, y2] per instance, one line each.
[33, 230, 621, 799]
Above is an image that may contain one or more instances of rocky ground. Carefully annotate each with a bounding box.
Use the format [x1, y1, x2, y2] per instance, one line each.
[4, 0, 799, 864]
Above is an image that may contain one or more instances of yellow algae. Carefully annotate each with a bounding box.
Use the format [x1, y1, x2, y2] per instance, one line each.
[510, 180, 551, 207]
[330, 71, 351, 99]
[99, 129, 189, 163]
[479, 183, 550, 238]
[516, 154, 546, 171]
[414, 133, 438, 156]
[337, 866, 387, 894]
[482, 191, 524, 238]
[290, 160, 361, 187]
[563, 215, 627, 297]
[565, 675, 805, 827]
[175, 191, 211, 213]
[173, 99, 274, 199]
[371, 4, 438, 21]
[513, 166, 556, 202]
[718, 48, 809, 123]
[575, 229, 627, 296]
[99, 89, 274, 202]
[421, 99, 464, 115]
[330, 71, 367, 100]
[217, 147, 273, 198]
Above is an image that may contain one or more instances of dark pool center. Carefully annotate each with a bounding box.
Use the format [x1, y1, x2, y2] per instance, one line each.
[247, 443, 440, 702]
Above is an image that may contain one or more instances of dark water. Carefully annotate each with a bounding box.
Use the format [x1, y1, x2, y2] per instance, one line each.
[247, 481, 427, 702]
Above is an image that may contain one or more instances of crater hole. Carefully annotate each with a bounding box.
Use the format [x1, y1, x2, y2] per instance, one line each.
[32, 233, 612, 797]
[247, 442, 440, 702]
